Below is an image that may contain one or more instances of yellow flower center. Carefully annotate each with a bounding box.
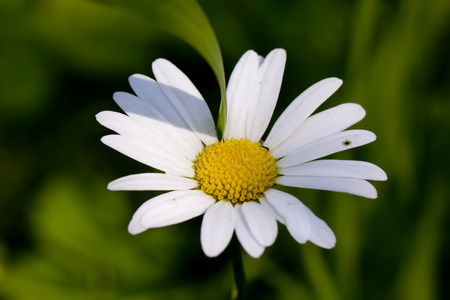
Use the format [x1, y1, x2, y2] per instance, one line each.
[194, 139, 278, 204]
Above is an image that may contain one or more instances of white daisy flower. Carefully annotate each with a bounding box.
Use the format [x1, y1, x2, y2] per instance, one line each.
[96, 49, 387, 258]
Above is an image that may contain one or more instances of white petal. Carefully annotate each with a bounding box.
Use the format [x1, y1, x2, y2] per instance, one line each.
[265, 78, 343, 149]
[152, 59, 217, 146]
[257, 55, 264, 66]
[101, 134, 194, 177]
[113, 91, 203, 161]
[128, 74, 205, 157]
[240, 202, 278, 247]
[259, 195, 286, 225]
[107, 173, 198, 191]
[128, 190, 215, 234]
[96, 111, 145, 138]
[276, 130, 376, 167]
[271, 103, 366, 158]
[245, 49, 286, 142]
[276, 176, 378, 199]
[201, 201, 236, 257]
[96, 110, 191, 163]
[234, 204, 265, 258]
[223, 50, 260, 140]
[263, 189, 310, 244]
[304, 206, 336, 249]
[279, 160, 387, 180]
[129, 74, 184, 124]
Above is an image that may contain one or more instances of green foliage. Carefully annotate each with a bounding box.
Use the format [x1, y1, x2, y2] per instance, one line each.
[1, 0, 449, 299]
[1, 174, 230, 299]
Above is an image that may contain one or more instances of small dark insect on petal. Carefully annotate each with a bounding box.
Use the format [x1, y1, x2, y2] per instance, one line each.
[342, 139, 352, 146]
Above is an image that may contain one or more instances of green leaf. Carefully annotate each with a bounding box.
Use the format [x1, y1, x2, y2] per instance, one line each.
[95, 0, 227, 138]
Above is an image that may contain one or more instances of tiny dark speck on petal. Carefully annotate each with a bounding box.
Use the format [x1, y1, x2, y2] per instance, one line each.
[342, 139, 352, 146]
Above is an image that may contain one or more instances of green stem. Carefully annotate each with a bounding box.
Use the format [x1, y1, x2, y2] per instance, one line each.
[231, 236, 247, 300]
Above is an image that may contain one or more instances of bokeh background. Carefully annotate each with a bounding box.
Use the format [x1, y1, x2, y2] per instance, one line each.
[1, 0, 449, 299]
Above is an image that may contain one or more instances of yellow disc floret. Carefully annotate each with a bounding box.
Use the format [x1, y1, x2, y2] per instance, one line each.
[194, 138, 278, 204]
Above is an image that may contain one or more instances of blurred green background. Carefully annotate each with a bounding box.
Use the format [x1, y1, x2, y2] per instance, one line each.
[1, 0, 449, 299]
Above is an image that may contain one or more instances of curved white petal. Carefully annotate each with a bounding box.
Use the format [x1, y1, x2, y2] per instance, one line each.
[279, 160, 387, 180]
[107, 173, 198, 191]
[263, 189, 310, 244]
[113, 91, 203, 160]
[201, 201, 236, 257]
[128, 74, 205, 157]
[96, 111, 145, 139]
[234, 204, 265, 258]
[240, 202, 278, 247]
[97, 110, 193, 164]
[271, 103, 366, 158]
[265, 78, 343, 149]
[276, 130, 376, 167]
[129, 74, 184, 124]
[223, 50, 260, 140]
[276, 176, 378, 199]
[305, 206, 336, 249]
[96, 111, 163, 146]
[245, 49, 286, 142]
[101, 134, 194, 177]
[259, 195, 285, 225]
[128, 190, 215, 234]
[152, 59, 217, 146]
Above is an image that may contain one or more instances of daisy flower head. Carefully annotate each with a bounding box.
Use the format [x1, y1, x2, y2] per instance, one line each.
[96, 49, 387, 258]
